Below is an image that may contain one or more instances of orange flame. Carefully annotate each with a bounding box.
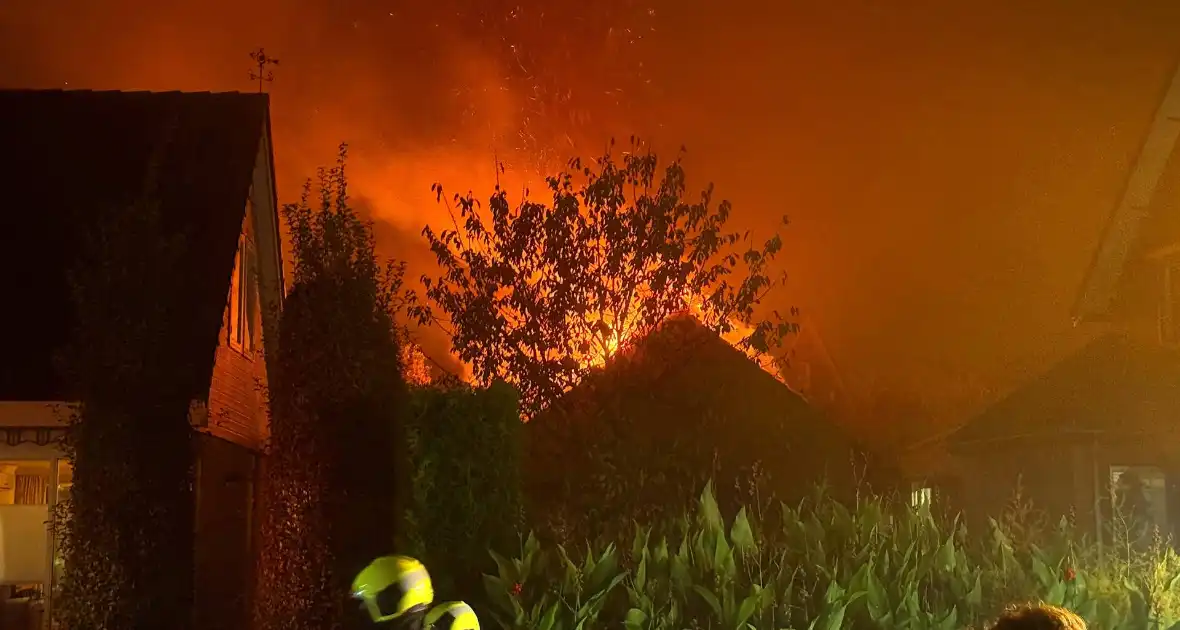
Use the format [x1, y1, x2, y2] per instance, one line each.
[580, 288, 779, 379]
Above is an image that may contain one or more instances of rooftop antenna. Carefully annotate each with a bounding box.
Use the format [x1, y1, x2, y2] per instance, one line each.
[248, 48, 280, 93]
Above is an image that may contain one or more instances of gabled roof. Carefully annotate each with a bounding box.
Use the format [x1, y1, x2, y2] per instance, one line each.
[947, 333, 1180, 450]
[539, 314, 819, 420]
[1073, 59, 1180, 322]
[0, 89, 271, 401]
[527, 315, 888, 494]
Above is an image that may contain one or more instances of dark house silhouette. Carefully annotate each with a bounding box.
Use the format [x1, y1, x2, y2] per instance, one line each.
[0, 89, 284, 629]
[946, 59, 1180, 540]
[526, 315, 897, 534]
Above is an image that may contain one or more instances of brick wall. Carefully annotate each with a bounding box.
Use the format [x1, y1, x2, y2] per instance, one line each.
[208, 335, 267, 448]
[207, 218, 269, 450]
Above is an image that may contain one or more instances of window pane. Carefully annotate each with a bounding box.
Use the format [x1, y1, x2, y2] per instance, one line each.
[0, 461, 50, 506]
[1110, 465, 1169, 543]
[229, 241, 243, 347]
[245, 243, 257, 352]
[910, 485, 932, 509]
[237, 240, 247, 346]
[0, 461, 52, 588]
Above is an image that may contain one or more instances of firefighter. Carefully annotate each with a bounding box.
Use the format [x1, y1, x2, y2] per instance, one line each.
[425, 600, 480, 630]
[351, 555, 479, 630]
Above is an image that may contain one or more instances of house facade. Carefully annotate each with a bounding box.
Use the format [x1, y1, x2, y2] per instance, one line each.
[945, 59, 1180, 541]
[0, 89, 283, 629]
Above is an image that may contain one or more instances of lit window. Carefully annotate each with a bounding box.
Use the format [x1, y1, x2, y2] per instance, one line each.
[0, 460, 52, 588]
[1109, 465, 1168, 540]
[911, 485, 932, 509]
[228, 235, 258, 354]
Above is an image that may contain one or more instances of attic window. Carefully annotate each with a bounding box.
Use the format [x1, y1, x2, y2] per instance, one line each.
[228, 235, 259, 354]
[1158, 262, 1180, 345]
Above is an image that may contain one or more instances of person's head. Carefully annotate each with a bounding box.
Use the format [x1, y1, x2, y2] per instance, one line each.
[352, 556, 435, 624]
[426, 601, 480, 630]
[989, 604, 1087, 630]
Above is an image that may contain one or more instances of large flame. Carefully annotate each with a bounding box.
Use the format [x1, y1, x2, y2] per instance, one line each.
[581, 288, 777, 377]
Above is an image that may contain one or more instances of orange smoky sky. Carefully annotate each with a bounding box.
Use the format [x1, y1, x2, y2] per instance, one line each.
[5, 0, 1180, 427]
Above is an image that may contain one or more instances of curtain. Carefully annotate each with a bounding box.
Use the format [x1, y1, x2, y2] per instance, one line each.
[14, 475, 47, 505]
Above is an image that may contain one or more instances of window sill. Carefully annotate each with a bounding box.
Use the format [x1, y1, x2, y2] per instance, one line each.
[226, 338, 257, 360]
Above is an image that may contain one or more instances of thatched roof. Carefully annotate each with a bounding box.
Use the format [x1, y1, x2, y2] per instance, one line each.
[527, 315, 895, 505]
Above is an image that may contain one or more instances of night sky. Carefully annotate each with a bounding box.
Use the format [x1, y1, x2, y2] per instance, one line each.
[4, 0, 1180, 432]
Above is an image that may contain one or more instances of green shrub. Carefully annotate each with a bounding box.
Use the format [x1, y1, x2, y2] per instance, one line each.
[405, 380, 524, 599]
[255, 145, 407, 630]
[55, 180, 196, 630]
[481, 482, 1180, 630]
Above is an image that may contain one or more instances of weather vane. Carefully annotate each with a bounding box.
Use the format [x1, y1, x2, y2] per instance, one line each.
[248, 48, 280, 93]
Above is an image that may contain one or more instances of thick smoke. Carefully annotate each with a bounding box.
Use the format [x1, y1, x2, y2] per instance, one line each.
[6, 0, 1180, 425]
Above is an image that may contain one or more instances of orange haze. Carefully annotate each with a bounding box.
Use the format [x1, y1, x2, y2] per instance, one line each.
[6, 0, 1180, 433]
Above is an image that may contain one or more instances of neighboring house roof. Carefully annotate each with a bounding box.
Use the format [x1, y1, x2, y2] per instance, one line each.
[1073, 58, 1180, 323]
[0, 89, 271, 401]
[947, 333, 1180, 451]
[528, 315, 890, 492]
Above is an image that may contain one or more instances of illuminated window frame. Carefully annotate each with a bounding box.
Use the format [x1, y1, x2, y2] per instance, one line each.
[911, 484, 933, 509]
[228, 234, 258, 355]
[1108, 465, 1168, 532]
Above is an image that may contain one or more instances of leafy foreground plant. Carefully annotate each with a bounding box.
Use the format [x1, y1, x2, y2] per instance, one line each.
[482, 483, 1180, 630]
[404, 380, 524, 598]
